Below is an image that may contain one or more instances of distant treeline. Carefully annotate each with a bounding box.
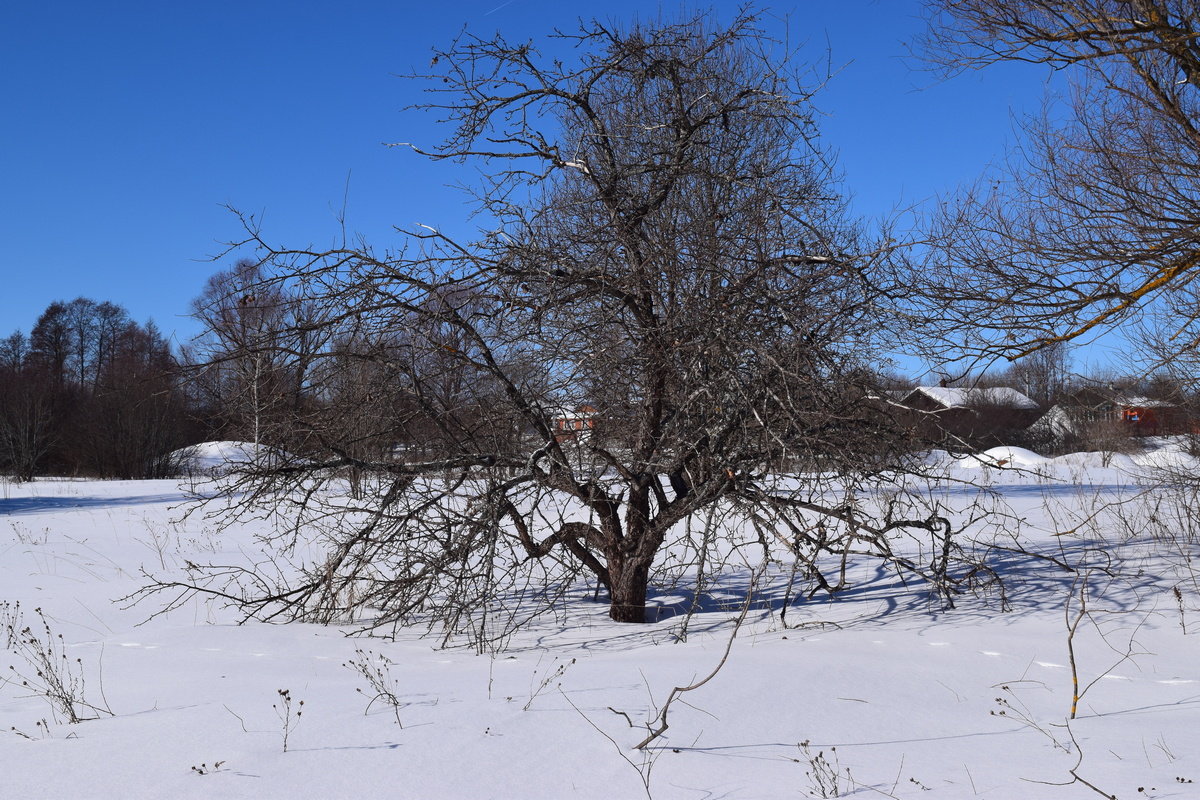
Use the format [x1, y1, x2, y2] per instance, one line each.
[0, 297, 207, 480]
[1, 279, 1190, 483]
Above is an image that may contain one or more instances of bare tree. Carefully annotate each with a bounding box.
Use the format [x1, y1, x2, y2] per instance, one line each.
[187, 258, 329, 448]
[0, 332, 57, 482]
[29, 302, 71, 386]
[911, 1, 1200, 369]
[82, 320, 196, 479]
[1001, 342, 1071, 408]
[2, 301, 198, 480]
[149, 12, 965, 636]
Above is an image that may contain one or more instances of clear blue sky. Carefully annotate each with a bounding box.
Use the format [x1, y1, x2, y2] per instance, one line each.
[1, 1, 1050, 352]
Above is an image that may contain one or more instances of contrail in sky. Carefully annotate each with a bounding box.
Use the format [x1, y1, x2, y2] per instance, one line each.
[485, 1, 515, 15]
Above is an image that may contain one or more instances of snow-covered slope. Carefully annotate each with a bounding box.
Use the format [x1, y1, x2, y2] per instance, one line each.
[1, 447, 1198, 798]
[171, 441, 288, 476]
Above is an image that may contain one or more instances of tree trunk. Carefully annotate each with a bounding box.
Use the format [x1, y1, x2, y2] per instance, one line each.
[608, 559, 650, 623]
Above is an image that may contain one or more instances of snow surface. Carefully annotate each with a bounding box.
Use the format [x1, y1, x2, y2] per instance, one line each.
[957, 445, 1049, 469]
[2, 448, 1200, 798]
[171, 441, 295, 476]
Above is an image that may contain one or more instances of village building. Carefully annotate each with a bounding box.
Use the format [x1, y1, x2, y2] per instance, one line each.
[551, 405, 600, 443]
[897, 386, 1041, 447]
[1028, 388, 1189, 448]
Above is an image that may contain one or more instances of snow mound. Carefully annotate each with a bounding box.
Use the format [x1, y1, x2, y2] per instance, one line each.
[1040, 438, 1199, 474]
[957, 446, 1049, 470]
[171, 441, 287, 476]
[1047, 450, 1137, 471]
[1130, 447, 1200, 471]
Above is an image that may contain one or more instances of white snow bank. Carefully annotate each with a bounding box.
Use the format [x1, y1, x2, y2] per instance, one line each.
[4, 461, 1200, 797]
[1130, 447, 1200, 471]
[1047, 450, 1136, 471]
[170, 440, 289, 475]
[956, 446, 1048, 470]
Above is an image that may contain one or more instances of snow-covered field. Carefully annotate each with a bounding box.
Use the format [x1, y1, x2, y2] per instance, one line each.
[2, 445, 1200, 799]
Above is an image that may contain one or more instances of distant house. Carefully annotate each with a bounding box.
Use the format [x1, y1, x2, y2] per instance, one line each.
[1029, 389, 1188, 445]
[897, 386, 1040, 446]
[551, 405, 599, 443]
[1113, 395, 1186, 436]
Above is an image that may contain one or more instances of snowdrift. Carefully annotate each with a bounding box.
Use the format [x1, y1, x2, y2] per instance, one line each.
[170, 441, 290, 476]
[956, 446, 1048, 470]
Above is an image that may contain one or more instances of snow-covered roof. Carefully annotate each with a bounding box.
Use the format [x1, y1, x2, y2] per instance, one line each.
[1114, 394, 1176, 409]
[905, 386, 1039, 411]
